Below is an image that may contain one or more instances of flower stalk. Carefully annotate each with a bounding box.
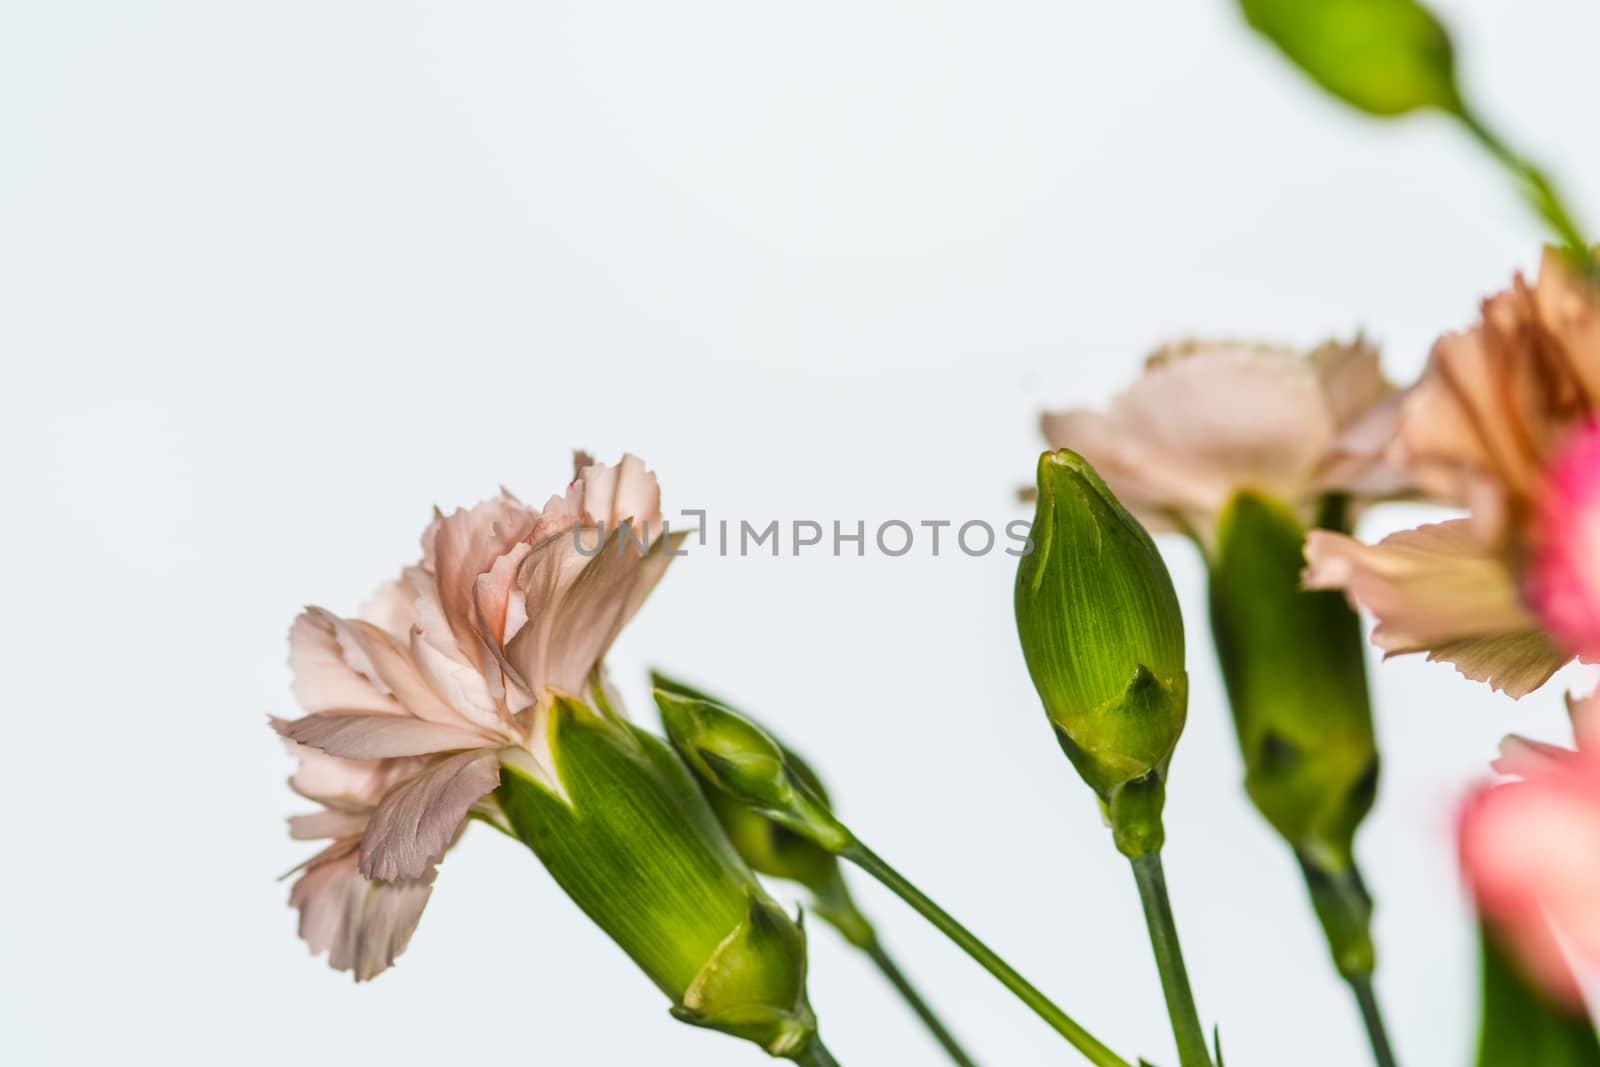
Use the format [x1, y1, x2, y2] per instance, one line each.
[1130, 852, 1211, 1067]
[1015, 449, 1214, 1064]
[652, 671, 981, 1066]
[843, 842, 1131, 1067]
[657, 688, 1131, 1067]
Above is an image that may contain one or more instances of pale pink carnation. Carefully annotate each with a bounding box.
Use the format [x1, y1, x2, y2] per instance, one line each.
[275, 453, 677, 978]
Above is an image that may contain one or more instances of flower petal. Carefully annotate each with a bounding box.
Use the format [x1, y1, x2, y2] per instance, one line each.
[504, 527, 670, 698]
[288, 809, 371, 841]
[1303, 521, 1567, 697]
[276, 711, 490, 759]
[358, 577, 420, 643]
[428, 495, 541, 668]
[288, 610, 401, 716]
[337, 617, 477, 729]
[359, 749, 501, 881]
[290, 846, 433, 981]
[279, 734, 395, 809]
[1460, 773, 1600, 1007]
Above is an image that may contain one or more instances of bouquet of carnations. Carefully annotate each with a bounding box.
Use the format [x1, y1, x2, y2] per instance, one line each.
[269, 2, 1600, 1064]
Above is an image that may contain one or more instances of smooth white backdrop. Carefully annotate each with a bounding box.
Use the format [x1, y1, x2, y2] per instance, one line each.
[4, 2, 1599, 1063]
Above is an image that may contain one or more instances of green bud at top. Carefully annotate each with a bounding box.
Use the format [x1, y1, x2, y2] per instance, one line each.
[495, 695, 823, 1059]
[1239, 0, 1462, 118]
[655, 688, 854, 856]
[652, 672, 875, 948]
[1015, 449, 1188, 855]
[1208, 492, 1378, 874]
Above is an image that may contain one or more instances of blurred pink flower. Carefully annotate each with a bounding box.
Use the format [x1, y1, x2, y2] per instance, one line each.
[1307, 252, 1600, 698]
[275, 453, 677, 978]
[1460, 689, 1600, 1007]
[1528, 422, 1600, 662]
[1038, 338, 1409, 546]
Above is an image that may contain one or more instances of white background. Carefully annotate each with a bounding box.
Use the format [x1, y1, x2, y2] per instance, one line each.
[4, 2, 1598, 1064]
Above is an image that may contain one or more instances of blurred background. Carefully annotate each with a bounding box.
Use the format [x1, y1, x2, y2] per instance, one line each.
[3, 1, 1598, 1063]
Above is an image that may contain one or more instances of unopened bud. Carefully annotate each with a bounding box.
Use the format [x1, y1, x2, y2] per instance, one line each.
[652, 671, 874, 947]
[495, 695, 824, 1059]
[1210, 492, 1379, 873]
[656, 688, 853, 855]
[1015, 449, 1189, 855]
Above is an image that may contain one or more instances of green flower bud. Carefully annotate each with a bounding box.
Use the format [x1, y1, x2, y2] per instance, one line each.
[1239, 0, 1462, 118]
[1209, 492, 1380, 978]
[496, 695, 822, 1059]
[652, 672, 874, 948]
[1208, 492, 1379, 874]
[655, 688, 854, 856]
[1015, 449, 1188, 856]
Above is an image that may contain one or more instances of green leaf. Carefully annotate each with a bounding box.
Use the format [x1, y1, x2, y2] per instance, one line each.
[1478, 924, 1600, 1066]
[1239, 0, 1461, 116]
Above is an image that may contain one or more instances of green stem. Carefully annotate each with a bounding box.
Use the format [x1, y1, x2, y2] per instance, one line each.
[843, 842, 1131, 1067]
[1455, 107, 1591, 266]
[792, 1039, 842, 1067]
[1298, 857, 1397, 1067]
[1130, 851, 1212, 1067]
[863, 937, 982, 1067]
[1351, 975, 1399, 1067]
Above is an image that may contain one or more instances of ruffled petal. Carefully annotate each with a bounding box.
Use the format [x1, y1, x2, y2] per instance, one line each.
[359, 750, 501, 881]
[1303, 521, 1567, 697]
[571, 453, 663, 543]
[428, 495, 541, 668]
[358, 577, 420, 643]
[280, 736, 394, 809]
[288, 610, 402, 716]
[1112, 342, 1335, 506]
[276, 712, 490, 760]
[1038, 408, 1197, 532]
[1040, 340, 1405, 539]
[290, 845, 434, 981]
[505, 526, 675, 698]
[288, 809, 371, 841]
[336, 617, 475, 729]
[1531, 246, 1600, 402]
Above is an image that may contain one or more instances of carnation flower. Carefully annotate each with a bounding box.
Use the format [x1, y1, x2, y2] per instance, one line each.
[1459, 688, 1600, 1007]
[1038, 339, 1409, 547]
[275, 453, 677, 978]
[1306, 251, 1600, 697]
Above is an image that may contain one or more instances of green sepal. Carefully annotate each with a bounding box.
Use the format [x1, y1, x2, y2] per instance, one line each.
[1106, 771, 1167, 860]
[1298, 857, 1376, 980]
[495, 695, 818, 1057]
[652, 671, 876, 948]
[675, 894, 819, 1058]
[655, 688, 854, 854]
[1209, 492, 1378, 873]
[1477, 923, 1600, 1067]
[1238, 0, 1461, 117]
[1016, 449, 1188, 807]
